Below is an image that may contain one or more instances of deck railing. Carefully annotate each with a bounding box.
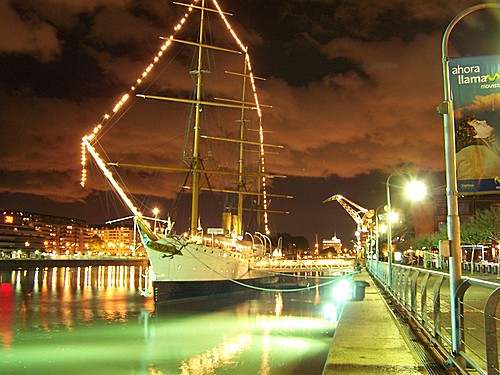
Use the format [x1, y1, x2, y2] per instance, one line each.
[252, 258, 356, 273]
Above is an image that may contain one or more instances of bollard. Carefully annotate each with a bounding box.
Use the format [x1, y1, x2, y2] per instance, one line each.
[352, 280, 370, 301]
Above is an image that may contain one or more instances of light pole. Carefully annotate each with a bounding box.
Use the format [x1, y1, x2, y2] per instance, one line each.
[436, 3, 499, 360]
[386, 173, 426, 288]
[374, 204, 386, 264]
[153, 208, 159, 233]
[386, 175, 394, 288]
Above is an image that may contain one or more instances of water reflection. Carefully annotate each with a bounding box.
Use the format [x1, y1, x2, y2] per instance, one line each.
[0, 265, 153, 339]
[1, 267, 336, 375]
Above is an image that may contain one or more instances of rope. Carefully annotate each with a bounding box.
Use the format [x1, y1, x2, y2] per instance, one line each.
[182, 244, 357, 292]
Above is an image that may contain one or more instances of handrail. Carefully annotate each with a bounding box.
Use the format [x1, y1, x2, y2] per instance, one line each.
[368, 260, 500, 374]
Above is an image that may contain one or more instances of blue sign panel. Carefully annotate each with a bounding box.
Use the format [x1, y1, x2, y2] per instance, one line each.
[449, 55, 500, 194]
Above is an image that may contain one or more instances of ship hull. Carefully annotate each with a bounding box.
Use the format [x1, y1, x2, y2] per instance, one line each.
[153, 275, 274, 304]
[142, 234, 274, 303]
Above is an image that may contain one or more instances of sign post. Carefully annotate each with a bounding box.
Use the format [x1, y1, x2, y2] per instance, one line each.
[437, 3, 500, 367]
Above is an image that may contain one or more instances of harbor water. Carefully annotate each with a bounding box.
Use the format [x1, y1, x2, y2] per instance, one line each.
[0, 265, 339, 374]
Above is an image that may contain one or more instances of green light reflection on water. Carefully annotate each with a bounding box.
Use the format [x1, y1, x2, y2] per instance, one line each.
[1, 266, 336, 375]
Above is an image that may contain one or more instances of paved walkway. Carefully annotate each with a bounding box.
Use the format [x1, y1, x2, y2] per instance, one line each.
[322, 271, 428, 374]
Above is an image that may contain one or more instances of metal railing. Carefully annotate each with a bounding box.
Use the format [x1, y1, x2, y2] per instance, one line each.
[368, 260, 500, 375]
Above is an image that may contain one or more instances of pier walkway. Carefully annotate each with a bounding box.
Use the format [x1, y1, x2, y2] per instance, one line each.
[322, 271, 452, 374]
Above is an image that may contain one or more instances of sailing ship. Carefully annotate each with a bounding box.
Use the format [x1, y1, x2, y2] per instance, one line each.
[80, 0, 290, 302]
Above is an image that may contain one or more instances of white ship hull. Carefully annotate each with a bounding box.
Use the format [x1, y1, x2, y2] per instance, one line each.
[144, 236, 258, 282]
[139, 231, 274, 302]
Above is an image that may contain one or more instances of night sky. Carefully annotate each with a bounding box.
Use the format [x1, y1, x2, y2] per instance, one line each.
[0, 0, 499, 247]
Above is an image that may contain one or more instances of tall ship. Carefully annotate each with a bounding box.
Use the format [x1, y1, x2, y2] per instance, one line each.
[80, 0, 289, 302]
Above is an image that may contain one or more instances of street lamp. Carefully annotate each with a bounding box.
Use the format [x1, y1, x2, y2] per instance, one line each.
[405, 181, 427, 201]
[436, 4, 500, 358]
[374, 204, 387, 263]
[153, 208, 159, 233]
[386, 173, 427, 288]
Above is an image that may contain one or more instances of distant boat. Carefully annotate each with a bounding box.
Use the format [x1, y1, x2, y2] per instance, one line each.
[81, 0, 290, 302]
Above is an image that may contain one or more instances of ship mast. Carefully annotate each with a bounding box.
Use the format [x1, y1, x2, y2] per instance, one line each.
[190, 0, 206, 237]
[81, 0, 290, 238]
[235, 62, 248, 237]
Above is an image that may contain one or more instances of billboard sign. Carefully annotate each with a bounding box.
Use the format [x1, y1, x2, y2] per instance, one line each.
[448, 55, 500, 194]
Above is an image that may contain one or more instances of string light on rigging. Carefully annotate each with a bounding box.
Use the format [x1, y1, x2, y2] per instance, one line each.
[80, 0, 271, 232]
[80, 2, 199, 187]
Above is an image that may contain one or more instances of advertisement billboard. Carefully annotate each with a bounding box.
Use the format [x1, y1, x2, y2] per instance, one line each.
[448, 55, 500, 194]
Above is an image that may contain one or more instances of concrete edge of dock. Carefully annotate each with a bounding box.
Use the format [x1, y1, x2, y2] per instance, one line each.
[321, 270, 428, 374]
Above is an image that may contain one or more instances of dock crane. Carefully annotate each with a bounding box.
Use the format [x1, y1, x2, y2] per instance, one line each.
[323, 194, 374, 255]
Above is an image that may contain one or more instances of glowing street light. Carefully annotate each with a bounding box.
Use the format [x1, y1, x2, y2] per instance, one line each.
[405, 181, 427, 201]
[388, 211, 399, 223]
[153, 207, 159, 232]
[386, 173, 426, 288]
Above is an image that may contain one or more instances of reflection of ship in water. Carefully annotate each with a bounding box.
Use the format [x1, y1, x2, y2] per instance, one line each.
[139, 268, 152, 297]
[139, 294, 260, 374]
[179, 332, 252, 374]
[140, 288, 335, 375]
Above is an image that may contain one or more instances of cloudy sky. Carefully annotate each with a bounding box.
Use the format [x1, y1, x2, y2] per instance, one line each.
[0, 0, 499, 247]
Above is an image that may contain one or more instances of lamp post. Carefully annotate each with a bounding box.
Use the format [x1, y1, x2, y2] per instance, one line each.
[374, 205, 386, 264]
[436, 4, 499, 359]
[153, 208, 159, 233]
[386, 173, 426, 288]
[386, 175, 394, 288]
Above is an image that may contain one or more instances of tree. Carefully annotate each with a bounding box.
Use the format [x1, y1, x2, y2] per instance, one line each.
[405, 228, 446, 252]
[460, 215, 490, 273]
[89, 235, 104, 253]
[402, 228, 446, 266]
[473, 206, 500, 245]
[273, 232, 309, 250]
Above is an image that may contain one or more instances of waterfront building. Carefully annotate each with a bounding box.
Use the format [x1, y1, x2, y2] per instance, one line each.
[87, 226, 140, 256]
[411, 193, 500, 236]
[321, 235, 342, 257]
[1, 210, 88, 256]
[0, 210, 141, 258]
[0, 211, 45, 257]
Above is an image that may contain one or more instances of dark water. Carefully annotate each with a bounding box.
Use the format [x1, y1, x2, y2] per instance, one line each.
[0, 265, 337, 375]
